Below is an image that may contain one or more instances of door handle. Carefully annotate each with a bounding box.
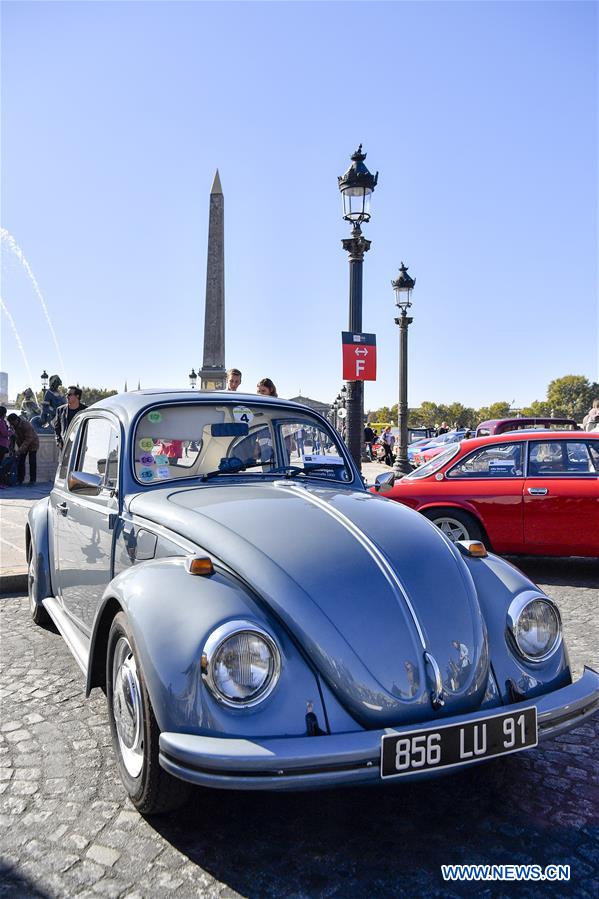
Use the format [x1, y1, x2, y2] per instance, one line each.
[57, 502, 69, 515]
[527, 487, 548, 496]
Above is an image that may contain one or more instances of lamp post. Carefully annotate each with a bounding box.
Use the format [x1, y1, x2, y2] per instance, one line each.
[392, 263, 416, 477]
[338, 145, 378, 468]
[189, 368, 198, 389]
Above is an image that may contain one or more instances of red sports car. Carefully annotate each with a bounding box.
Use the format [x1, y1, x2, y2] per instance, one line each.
[374, 431, 599, 557]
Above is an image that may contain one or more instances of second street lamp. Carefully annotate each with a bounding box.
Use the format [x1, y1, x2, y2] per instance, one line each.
[392, 263, 416, 477]
[189, 368, 198, 389]
[338, 145, 378, 468]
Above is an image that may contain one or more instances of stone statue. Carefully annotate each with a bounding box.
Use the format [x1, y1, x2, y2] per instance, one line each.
[20, 388, 42, 422]
[29, 375, 66, 432]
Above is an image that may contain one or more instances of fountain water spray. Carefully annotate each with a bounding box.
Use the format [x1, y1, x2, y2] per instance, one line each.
[0, 296, 36, 389]
[1, 228, 67, 378]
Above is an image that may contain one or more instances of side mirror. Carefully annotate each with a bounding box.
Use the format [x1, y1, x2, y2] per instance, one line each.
[374, 471, 395, 493]
[68, 471, 103, 495]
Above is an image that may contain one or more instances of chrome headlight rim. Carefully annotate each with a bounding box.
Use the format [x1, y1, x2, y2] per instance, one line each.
[507, 591, 562, 664]
[201, 619, 281, 708]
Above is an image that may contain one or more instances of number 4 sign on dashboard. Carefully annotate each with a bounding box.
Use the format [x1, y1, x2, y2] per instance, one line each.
[342, 331, 377, 381]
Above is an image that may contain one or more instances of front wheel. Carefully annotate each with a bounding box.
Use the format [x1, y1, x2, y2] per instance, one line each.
[28, 544, 51, 627]
[106, 612, 190, 815]
[422, 508, 485, 545]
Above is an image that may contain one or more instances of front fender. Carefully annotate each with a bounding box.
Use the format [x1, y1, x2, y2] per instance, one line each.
[26, 497, 53, 602]
[89, 558, 329, 740]
[463, 552, 571, 702]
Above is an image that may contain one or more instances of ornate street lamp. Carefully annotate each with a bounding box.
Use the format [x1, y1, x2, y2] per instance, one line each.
[40, 370, 49, 392]
[338, 145, 378, 468]
[392, 263, 416, 476]
[189, 368, 198, 389]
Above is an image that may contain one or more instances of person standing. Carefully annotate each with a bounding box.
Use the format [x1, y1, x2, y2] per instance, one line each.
[583, 399, 599, 431]
[381, 426, 395, 466]
[364, 424, 375, 461]
[54, 386, 88, 450]
[256, 378, 277, 397]
[226, 369, 242, 391]
[7, 414, 39, 484]
[0, 406, 12, 464]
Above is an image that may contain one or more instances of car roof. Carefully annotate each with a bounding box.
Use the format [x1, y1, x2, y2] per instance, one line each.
[88, 390, 323, 430]
[456, 430, 598, 453]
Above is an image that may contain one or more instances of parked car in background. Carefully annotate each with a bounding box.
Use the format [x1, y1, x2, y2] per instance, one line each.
[410, 429, 469, 466]
[375, 431, 599, 557]
[475, 417, 579, 438]
[26, 391, 599, 813]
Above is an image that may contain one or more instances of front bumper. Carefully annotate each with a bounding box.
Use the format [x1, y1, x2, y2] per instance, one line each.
[159, 666, 599, 791]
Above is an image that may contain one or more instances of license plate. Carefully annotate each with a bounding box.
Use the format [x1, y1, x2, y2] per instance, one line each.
[381, 707, 537, 779]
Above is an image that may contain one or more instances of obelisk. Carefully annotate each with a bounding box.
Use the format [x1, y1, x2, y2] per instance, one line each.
[199, 170, 226, 390]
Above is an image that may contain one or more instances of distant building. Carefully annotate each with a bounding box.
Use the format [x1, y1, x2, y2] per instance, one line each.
[289, 395, 330, 416]
[0, 372, 8, 405]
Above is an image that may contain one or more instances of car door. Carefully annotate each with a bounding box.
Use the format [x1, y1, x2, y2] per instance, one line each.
[443, 441, 526, 552]
[53, 414, 120, 634]
[523, 439, 599, 555]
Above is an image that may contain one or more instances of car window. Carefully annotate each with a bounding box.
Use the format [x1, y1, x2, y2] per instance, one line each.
[447, 443, 524, 478]
[75, 419, 116, 487]
[588, 442, 599, 472]
[57, 426, 78, 481]
[133, 403, 352, 484]
[279, 420, 350, 480]
[528, 441, 597, 476]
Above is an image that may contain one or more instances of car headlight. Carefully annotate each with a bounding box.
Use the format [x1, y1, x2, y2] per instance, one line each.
[507, 592, 562, 662]
[201, 621, 281, 707]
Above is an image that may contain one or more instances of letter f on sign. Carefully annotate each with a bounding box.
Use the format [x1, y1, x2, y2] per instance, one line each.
[356, 360, 365, 377]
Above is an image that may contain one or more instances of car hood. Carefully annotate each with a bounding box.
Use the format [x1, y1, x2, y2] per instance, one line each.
[129, 481, 489, 728]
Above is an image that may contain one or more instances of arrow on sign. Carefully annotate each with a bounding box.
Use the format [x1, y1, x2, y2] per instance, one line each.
[355, 347, 369, 357]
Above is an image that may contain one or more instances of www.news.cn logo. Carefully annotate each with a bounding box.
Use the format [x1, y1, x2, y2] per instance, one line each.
[441, 864, 570, 882]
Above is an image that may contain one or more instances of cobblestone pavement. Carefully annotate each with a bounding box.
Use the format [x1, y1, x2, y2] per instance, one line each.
[0, 558, 597, 898]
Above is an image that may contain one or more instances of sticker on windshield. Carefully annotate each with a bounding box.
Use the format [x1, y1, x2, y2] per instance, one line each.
[140, 454, 154, 465]
[147, 411, 162, 423]
[153, 454, 169, 465]
[139, 468, 154, 482]
[139, 438, 154, 452]
[233, 406, 254, 425]
[156, 467, 170, 479]
[303, 454, 344, 466]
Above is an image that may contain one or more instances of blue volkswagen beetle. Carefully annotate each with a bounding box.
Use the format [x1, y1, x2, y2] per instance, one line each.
[27, 391, 599, 814]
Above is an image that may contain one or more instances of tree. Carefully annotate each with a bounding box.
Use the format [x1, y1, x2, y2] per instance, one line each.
[520, 400, 552, 417]
[475, 401, 511, 423]
[545, 375, 597, 421]
[438, 403, 477, 429]
[80, 386, 118, 406]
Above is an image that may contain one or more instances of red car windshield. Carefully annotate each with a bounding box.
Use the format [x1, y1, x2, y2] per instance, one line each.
[404, 443, 461, 480]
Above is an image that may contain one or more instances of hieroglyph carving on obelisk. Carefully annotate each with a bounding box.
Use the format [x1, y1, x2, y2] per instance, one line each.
[199, 170, 226, 390]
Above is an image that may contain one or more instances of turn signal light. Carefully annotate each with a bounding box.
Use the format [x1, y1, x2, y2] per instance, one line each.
[457, 540, 488, 558]
[186, 556, 214, 576]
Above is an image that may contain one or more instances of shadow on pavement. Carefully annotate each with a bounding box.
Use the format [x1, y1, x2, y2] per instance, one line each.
[507, 556, 599, 589]
[149, 742, 597, 897]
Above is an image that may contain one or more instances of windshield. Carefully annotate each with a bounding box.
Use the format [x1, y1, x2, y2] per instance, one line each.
[133, 401, 353, 485]
[404, 443, 461, 480]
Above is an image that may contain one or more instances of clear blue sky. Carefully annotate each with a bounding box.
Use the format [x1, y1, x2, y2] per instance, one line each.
[1, 0, 597, 412]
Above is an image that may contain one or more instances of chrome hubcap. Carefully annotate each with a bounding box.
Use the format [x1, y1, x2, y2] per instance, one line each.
[434, 517, 470, 542]
[112, 637, 144, 778]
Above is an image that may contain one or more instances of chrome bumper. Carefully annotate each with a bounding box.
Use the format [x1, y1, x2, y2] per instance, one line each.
[159, 667, 599, 791]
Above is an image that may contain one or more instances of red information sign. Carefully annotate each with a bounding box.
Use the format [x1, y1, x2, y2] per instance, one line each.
[342, 331, 377, 381]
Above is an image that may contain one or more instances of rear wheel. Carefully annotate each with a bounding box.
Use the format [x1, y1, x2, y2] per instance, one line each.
[106, 612, 190, 815]
[28, 544, 51, 627]
[422, 508, 484, 544]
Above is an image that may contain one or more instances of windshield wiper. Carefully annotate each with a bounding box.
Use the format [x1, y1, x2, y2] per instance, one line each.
[201, 458, 264, 481]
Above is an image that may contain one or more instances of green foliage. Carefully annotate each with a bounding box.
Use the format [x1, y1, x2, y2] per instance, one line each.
[519, 400, 552, 417]
[475, 402, 511, 423]
[80, 387, 118, 406]
[545, 375, 598, 420]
